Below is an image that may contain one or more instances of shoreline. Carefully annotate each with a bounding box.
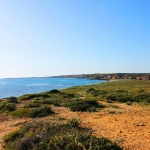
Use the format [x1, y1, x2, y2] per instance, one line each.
[0, 78, 107, 99]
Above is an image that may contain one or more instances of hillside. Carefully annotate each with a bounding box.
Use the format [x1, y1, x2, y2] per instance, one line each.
[0, 80, 150, 150]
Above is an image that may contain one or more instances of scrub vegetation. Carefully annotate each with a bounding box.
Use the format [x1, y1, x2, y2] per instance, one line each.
[1, 79, 150, 149]
[4, 119, 122, 150]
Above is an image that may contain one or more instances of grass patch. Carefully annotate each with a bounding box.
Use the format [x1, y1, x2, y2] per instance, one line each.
[11, 106, 54, 118]
[0, 102, 16, 112]
[4, 120, 122, 150]
[67, 99, 104, 112]
[126, 101, 132, 105]
[7, 97, 18, 103]
[62, 80, 150, 104]
[23, 103, 40, 108]
[18, 93, 49, 101]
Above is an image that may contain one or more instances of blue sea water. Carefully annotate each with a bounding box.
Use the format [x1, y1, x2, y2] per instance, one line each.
[0, 77, 106, 99]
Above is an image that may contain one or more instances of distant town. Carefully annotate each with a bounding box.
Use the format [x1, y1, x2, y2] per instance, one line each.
[52, 73, 150, 80]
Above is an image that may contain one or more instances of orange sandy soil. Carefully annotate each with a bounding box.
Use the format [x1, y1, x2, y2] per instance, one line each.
[0, 102, 150, 150]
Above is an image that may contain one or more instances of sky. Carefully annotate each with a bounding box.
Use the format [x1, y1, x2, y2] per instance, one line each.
[0, 0, 150, 78]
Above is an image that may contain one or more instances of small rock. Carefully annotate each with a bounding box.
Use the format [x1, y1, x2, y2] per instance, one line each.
[136, 123, 146, 126]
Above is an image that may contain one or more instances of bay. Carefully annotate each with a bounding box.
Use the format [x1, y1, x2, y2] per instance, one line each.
[0, 77, 106, 99]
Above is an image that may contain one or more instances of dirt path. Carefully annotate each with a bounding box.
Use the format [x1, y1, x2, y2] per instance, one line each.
[0, 103, 150, 150]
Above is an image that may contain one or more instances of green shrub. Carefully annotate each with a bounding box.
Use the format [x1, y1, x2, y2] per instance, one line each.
[0, 102, 5, 110]
[4, 103, 16, 111]
[117, 96, 133, 102]
[7, 97, 18, 103]
[85, 100, 99, 106]
[87, 106, 96, 112]
[47, 89, 60, 94]
[106, 99, 113, 103]
[23, 103, 40, 108]
[4, 120, 122, 150]
[39, 99, 61, 106]
[12, 106, 54, 118]
[105, 95, 116, 101]
[11, 108, 29, 118]
[87, 88, 107, 97]
[65, 93, 76, 98]
[106, 93, 134, 103]
[18, 94, 37, 100]
[133, 93, 150, 102]
[40, 99, 52, 104]
[86, 88, 98, 96]
[67, 118, 81, 128]
[137, 89, 145, 93]
[18, 93, 49, 101]
[37, 93, 49, 98]
[146, 98, 150, 103]
[28, 107, 53, 118]
[4, 130, 23, 143]
[0, 102, 16, 112]
[87, 88, 96, 93]
[52, 100, 61, 106]
[126, 101, 132, 105]
[33, 97, 41, 101]
[68, 100, 104, 112]
[68, 101, 89, 111]
[15, 136, 40, 150]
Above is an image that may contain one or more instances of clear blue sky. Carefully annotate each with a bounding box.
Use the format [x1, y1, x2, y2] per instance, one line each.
[0, 0, 150, 78]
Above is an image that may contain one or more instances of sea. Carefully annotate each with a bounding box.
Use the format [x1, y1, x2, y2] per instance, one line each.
[0, 77, 106, 99]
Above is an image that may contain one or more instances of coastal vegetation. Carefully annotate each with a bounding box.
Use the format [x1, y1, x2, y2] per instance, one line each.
[1, 79, 150, 149]
[4, 119, 122, 150]
[54, 73, 150, 80]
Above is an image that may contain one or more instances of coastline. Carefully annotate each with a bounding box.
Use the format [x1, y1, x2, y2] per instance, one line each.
[0, 78, 107, 99]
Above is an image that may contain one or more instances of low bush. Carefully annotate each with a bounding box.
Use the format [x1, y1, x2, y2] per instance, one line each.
[68, 101, 89, 111]
[12, 106, 54, 118]
[7, 97, 18, 103]
[87, 88, 107, 97]
[52, 100, 61, 106]
[28, 107, 53, 118]
[4, 120, 122, 150]
[15, 136, 40, 150]
[0, 102, 16, 112]
[146, 98, 150, 103]
[18, 94, 37, 101]
[4, 130, 23, 143]
[106, 99, 113, 103]
[126, 101, 132, 105]
[4, 103, 16, 111]
[18, 93, 49, 101]
[39, 99, 61, 106]
[117, 96, 133, 102]
[87, 106, 97, 112]
[106, 93, 134, 103]
[40, 99, 52, 104]
[68, 100, 104, 112]
[11, 108, 28, 118]
[47, 89, 60, 94]
[105, 95, 116, 101]
[23, 103, 40, 108]
[67, 118, 81, 128]
[0, 102, 5, 110]
[133, 93, 150, 102]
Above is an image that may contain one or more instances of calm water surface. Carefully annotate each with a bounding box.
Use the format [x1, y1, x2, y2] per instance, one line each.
[0, 78, 106, 98]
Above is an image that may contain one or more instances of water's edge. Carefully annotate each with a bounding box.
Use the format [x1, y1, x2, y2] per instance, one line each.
[0, 78, 106, 99]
